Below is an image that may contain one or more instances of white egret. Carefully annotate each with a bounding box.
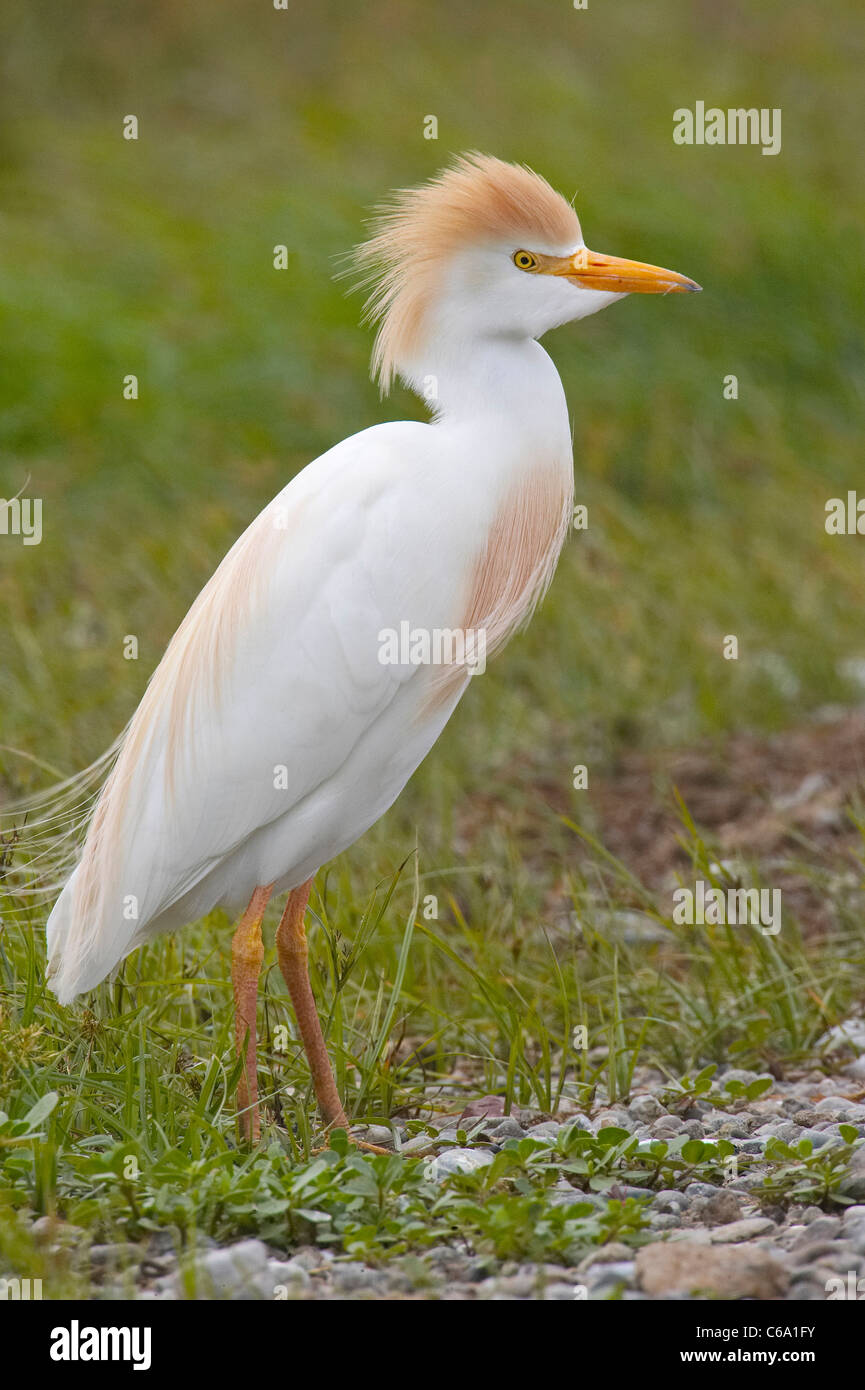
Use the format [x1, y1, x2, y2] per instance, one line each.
[45, 154, 699, 1141]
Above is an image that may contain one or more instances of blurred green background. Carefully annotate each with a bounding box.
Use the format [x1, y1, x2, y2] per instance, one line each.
[0, 0, 863, 911]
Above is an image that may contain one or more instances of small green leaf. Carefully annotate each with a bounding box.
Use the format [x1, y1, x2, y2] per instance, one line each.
[681, 1140, 707, 1164]
[23, 1092, 59, 1130]
[329, 1128, 350, 1157]
[745, 1078, 773, 1101]
[596, 1126, 631, 1145]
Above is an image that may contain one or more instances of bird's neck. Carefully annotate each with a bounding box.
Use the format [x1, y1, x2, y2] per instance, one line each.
[402, 336, 572, 451]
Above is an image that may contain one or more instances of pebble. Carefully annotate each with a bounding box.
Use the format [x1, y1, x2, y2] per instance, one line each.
[584, 1261, 636, 1288]
[489, 1117, 527, 1140]
[356, 1124, 396, 1147]
[629, 1095, 664, 1123]
[594, 1109, 635, 1131]
[173, 1239, 271, 1300]
[652, 1189, 689, 1214]
[814, 1097, 865, 1122]
[636, 1240, 788, 1299]
[795, 1127, 835, 1149]
[427, 1147, 495, 1179]
[685, 1181, 721, 1201]
[529, 1120, 563, 1139]
[792, 1215, 841, 1245]
[699, 1190, 743, 1226]
[88, 1243, 141, 1269]
[650, 1116, 686, 1139]
[331, 1264, 390, 1294]
[710, 1217, 776, 1243]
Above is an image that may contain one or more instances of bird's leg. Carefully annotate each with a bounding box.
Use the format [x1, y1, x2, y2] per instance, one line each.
[276, 879, 350, 1129]
[231, 883, 274, 1144]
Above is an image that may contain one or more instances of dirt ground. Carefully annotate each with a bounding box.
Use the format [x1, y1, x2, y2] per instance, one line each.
[459, 707, 865, 936]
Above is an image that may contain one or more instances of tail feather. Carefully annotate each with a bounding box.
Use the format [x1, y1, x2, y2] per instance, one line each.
[0, 737, 126, 999]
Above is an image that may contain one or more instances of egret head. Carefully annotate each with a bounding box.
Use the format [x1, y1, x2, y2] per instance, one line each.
[352, 153, 700, 394]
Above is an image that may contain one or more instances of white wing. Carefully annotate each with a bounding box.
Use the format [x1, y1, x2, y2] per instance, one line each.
[47, 420, 475, 1000]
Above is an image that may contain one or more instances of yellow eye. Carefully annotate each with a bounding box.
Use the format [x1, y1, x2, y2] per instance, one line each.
[513, 250, 538, 272]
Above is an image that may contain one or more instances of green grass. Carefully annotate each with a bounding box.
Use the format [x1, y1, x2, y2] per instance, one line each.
[1, 0, 864, 1294]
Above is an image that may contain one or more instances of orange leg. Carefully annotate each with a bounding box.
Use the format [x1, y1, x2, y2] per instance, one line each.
[275, 878, 349, 1130]
[231, 883, 274, 1143]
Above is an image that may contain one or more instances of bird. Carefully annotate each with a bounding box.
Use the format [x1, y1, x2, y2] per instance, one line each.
[44, 153, 699, 1144]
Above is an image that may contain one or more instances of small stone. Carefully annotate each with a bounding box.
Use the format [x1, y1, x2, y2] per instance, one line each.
[268, 1258, 311, 1291]
[754, 1121, 802, 1142]
[29, 1217, 84, 1247]
[814, 1097, 865, 1122]
[800, 1205, 827, 1224]
[699, 1191, 743, 1226]
[428, 1147, 495, 1179]
[585, 1261, 636, 1288]
[594, 1109, 634, 1131]
[629, 1095, 664, 1123]
[685, 1182, 721, 1202]
[528, 1121, 563, 1139]
[489, 1117, 527, 1140]
[459, 1095, 508, 1122]
[186, 1239, 270, 1299]
[839, 1151, 865, 1202]
[331, 1264, 390, 1294]
[579, 1242, 633, 1266]
[669, 1226, 712, 1245]
[653, 1189, 689, 1214]
[650, 1213, 684, 1231]
[710, 1217, 776, 1244]
[651, 1116, 686, 1139]
[88, 1243, 140, 1268]
[796, 1128, 834, 1150]
[790, 1241, 849, 1267]
[844, 1224, 865, 1256]
[400, 1135, 434, 1155]
[288, 1246, 331, 1271]
[636, 1241, 788, 1299]
[355, 1124, 395, 1147]
[491, 1272, 538, 1297]
[792, 1215, 841, 1244]
[719, 1122, 754, 1140]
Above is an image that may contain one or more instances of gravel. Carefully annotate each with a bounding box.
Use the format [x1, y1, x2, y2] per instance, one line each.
[12, 1056, 865, 1302]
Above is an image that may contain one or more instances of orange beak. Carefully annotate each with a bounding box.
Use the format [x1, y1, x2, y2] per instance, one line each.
[552, 247, 701, 295]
